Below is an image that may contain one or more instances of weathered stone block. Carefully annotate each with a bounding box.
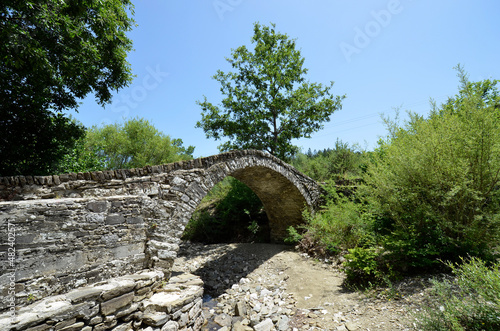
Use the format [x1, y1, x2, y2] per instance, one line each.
[188, 299, 202, 320]
[253, 318, 274, 331]
[58, 321, 85, 331]
[89, 315, 103, 325]
[126, 216, 143, 224]
[161, 320, 179, 331]
[94, 319, 118, 331]
[25, 324, 53, 331]
[135, 286, 151, 297]
[73, 302, 99, 320]
[115, 302, 139, 319]
[87, 201, 107, 213]
[143, 312, 170, 327]
[234, 301, 247, 317]
[54, 318, 76, 330]
[178, 312, 189, 327]
[101, 292, 134, 316]
[97, 279, 136, 301]
[105, 214, 126, 225]
[66, 287, 103, 303]
[111, 322, 133, 331]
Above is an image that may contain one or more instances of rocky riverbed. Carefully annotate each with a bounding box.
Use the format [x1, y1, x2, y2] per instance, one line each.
[172, 242, 434, 331]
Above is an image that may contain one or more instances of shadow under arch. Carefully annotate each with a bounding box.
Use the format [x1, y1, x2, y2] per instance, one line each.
[182, 174, 272, 244]
[229, 165, 311, 241]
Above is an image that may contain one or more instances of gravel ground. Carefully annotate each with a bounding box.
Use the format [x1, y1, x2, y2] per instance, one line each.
[172, 242, 435, 331]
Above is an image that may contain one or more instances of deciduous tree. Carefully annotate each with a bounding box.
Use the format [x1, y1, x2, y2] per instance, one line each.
[85, 118, 195, 170]
[0, 0, 135, 175]
[196, 23, 345, 160]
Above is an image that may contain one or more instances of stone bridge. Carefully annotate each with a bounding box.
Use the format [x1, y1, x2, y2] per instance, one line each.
[0, 150, 324, 315]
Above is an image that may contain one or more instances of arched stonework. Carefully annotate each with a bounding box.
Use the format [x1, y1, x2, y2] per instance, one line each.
[0, 150, 324, 310]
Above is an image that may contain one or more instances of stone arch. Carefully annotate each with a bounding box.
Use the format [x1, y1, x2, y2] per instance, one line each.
[165, 151, 324, 244]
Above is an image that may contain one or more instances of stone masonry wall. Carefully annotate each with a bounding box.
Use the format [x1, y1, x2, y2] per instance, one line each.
[0, 270, 205, 331]
[0, 196, 152, 312]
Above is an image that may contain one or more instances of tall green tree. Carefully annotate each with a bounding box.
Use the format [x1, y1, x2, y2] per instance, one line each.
[0, 0, 135, 176]
[85, 118, 195, 170]
[196, 22, 345, 160]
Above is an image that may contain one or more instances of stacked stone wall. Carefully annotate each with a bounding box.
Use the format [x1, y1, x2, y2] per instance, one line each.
[0, 270, 204, 331]
[0, 196, 151, 312]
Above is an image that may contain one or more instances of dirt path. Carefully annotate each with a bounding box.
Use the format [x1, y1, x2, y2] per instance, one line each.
[172, 242, 429, 330]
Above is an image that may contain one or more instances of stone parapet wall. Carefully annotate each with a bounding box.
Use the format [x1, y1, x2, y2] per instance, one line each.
[0, 270, 204, 331]
[0, 150, 323, 241]
[0, 196, 173, 312]
[0, 150, 290, 202]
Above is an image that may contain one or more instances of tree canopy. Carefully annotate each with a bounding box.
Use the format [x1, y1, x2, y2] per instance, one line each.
[196, 22, 345, 160]
[0, 0, 135, 176]
[438, 64, 499, 115]
[85, 118, 195, 170]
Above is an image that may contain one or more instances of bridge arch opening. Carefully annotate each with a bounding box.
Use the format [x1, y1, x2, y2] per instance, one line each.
[178, 159, 316, 244]
[181, 175, 271, 243]
[229, 165, 311, 241]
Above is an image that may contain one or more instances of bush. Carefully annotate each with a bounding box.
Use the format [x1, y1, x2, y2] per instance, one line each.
[365, 71, 500, 269]
[342, 247, 382, 284]
[297, 183, 374, 255]
[416, 257, 500, 330]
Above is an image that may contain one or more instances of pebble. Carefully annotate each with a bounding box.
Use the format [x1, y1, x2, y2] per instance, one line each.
[172, 242, 429, 331]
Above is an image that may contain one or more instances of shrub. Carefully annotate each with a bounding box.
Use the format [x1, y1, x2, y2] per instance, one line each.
[365, 70, 500, 269]
[342, 247, 382, 284]
[416, 257, 500, 330]
[284, 225, 303, 245]
[298, 183, 374, 255]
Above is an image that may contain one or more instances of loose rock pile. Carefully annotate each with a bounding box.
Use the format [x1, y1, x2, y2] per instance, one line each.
[173, 243, 297, 330]
[0, 270, 205, 331]
[173, 242, 431, 331]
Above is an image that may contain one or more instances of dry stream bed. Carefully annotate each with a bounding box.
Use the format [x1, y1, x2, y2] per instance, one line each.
[172, 242, 434, 331]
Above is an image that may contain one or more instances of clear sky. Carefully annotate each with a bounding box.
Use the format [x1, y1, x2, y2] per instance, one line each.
[70, 0, 500, 158]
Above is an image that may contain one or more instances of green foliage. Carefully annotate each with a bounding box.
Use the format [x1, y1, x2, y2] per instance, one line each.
[300, 183, 373, 254]
[55, 134, 107, 174]
[416, 257, 500, 331]
[284, 226, 303, 245]
[365, 68, 500, 269]
[343, 247, 382, 284]
[292, 139, 366, 181]
[247, 219, 260, 235]
[1, 0, 135, 111]
[85, 118, 194, 170]
[440, 64, 500, 115]
[0, 1, 135, 176]
[183, 177, 269, 243]
[291, 70, 500, 286]
[0, 111, 85, 176]
[196, 22, 345, 160]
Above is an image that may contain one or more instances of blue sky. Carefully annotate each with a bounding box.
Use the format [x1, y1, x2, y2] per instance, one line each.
[70, 0, 500, 158]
